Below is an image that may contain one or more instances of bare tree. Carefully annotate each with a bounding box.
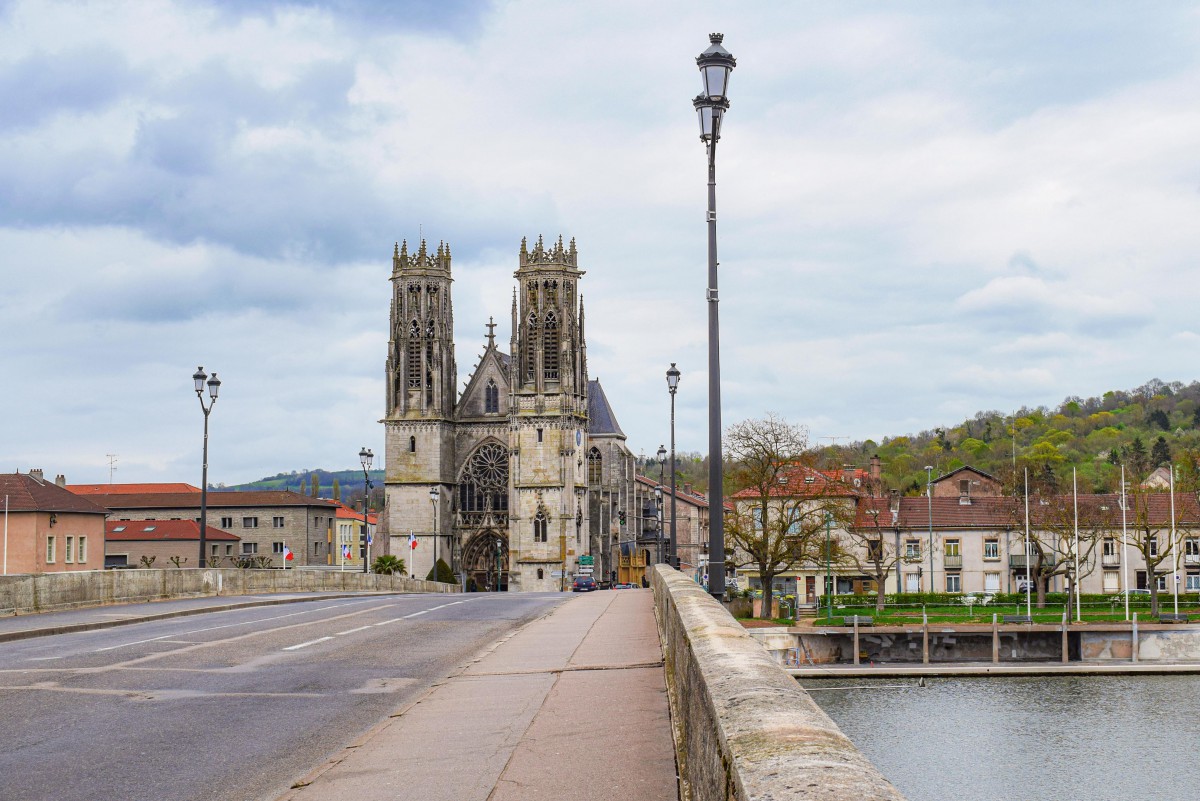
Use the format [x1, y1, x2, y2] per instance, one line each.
[842, 497, 915, 613]
[1021, 495, 1105, 613]
[1123, 484, 1190, 616]
[725, 415, 852, 619]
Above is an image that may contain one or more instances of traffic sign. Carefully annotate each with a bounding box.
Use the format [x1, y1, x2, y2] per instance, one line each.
[578, 566, 593, 574]
[579, 555, 594, 565]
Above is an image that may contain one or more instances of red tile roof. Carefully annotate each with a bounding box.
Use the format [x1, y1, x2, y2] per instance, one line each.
[106, 520, 239, 541]
[0, 473, 109, 515]
[730, 463, 863, 500]
[853, 493, 1200, 530]
[69, 483, 201, 495]
[335, 505, 378, 524]
[635, 475, 713, 508]
[82, 490, 339, 511]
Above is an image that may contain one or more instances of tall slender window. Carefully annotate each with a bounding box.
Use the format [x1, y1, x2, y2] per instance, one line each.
[588, 447, 602, 485]
[485, 379, 499, 413]
[407, 320, 422, 388]
[534, 511, 548, 543]
[525, 312, 538, 380]
[543, 311, 559, 380]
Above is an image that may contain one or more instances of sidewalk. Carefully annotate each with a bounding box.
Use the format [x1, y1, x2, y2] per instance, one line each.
[280, 588, 679, 801]
[0, 591, 402, 642]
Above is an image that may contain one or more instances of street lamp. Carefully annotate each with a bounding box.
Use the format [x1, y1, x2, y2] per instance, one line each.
[654, 485, 664, 565]
[359, 447, 373, 574]
[429, 486, 440, 583]
[192, 366, 221, 568]
[925, 465, 934, 593]
[694, 32, 735, 599]
[666, 363, 680, 568]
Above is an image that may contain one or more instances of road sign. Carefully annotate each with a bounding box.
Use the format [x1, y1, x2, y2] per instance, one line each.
[551, 571, 564, 578]
[578, 555, 594, 566]
[578, 566, 593, 574]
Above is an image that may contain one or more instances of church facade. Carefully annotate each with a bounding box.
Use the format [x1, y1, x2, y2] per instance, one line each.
[381, 235, 637, 591]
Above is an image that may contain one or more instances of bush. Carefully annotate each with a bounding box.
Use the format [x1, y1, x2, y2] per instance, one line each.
[372, 554, 406, 575]
[425, 558, 455, 584]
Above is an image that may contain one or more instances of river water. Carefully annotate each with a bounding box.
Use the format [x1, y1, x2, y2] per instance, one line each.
[800, 675, 1200, 801]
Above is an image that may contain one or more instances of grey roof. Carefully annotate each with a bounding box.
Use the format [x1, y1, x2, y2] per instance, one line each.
[587, 379, 625, 437]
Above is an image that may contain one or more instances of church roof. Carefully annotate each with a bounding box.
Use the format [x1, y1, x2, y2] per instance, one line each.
[587, 379, 625, 437]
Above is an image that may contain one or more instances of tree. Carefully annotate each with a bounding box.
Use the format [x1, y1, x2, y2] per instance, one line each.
[310, 473, 320, 498]
[1022, 494, 1105, 614]
[1148, 409, 1171, 431]
[1127, 437, 1150, 479]
[372, 554, 406, 575]
[842, 498, 915, 613]
[426, 557, 455, 584]
[724, 415, 850, 619]
[333, 478, 341, 502]
[1124, 484, 1182, 616]
[1151, 437, 1171, 468]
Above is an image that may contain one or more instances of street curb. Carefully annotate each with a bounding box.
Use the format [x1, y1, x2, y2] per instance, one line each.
[0, 592, 406, 644]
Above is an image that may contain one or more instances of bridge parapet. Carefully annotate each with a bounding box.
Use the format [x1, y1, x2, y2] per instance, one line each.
[651, 564, 906, 801]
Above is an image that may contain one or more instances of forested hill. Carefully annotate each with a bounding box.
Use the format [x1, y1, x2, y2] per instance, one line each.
[826, 378, 1200, 497]
[216, 469, 384, 503]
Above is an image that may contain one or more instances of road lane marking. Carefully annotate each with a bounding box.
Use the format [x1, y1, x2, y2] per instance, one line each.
[335, 626, 373, 636]
[283, 637, 334, 651]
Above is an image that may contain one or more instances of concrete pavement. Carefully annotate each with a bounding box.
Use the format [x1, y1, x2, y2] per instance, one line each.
[280, 588, 679, 801]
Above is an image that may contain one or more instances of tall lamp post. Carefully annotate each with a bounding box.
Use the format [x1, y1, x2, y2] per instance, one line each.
[925, 465, 934, 593]
[666, 363, 680, 568]
[429, 486, 440, 583]
[694, 33, 735, 599]
[359, 448, 373, 574]
[192, 367, 221, 569]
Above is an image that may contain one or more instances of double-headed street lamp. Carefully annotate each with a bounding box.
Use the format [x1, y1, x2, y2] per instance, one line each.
[359, 447, 373, 574]
[666, 363, 680, 568]
[192, 367, 221, 568]
[693, 33, 735, 598]
[429, 486, 440, 582]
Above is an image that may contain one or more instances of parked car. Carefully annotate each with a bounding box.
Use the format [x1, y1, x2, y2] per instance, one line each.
[572, 576, 598, 592]
[1017, 580, 1036, 593]
[612, 582, 638, 589]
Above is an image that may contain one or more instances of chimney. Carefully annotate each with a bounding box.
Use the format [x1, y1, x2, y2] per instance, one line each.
[683, 483, 693, 496]
[869, 454, 881, 483]
[842, 465, 855, 485]
[55, 474, 66, 487]
[29, 468, 44, 483]
[889, 489, 900, 514]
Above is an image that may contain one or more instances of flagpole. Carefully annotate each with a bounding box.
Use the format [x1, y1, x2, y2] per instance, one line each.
[1024, 468, 1031, 618]
[1171, 465, 1179, 615]
[1074, 467, 1080, 623]
[3, 495, 8, 576]
[1121, 465, 1130, 622]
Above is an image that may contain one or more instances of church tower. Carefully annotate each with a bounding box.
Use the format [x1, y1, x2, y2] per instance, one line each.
[383, 239, 457, 579]
[507, 235, 590, 591]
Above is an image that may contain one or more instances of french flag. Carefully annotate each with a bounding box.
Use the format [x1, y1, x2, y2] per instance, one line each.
[283, 544, 294, 561]
[409, 531, 418, 550]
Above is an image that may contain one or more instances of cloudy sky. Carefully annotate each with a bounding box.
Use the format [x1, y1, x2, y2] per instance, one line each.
[2, 0, 1199, 485]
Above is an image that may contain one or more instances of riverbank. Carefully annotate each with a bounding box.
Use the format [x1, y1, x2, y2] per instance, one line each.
[789, 660, 1200, 677]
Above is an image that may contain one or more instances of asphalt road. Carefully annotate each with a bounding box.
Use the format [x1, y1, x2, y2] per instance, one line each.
[0, 592, 567, 801]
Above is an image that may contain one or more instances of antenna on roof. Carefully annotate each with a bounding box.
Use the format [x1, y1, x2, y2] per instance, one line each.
[820, 436, 849, 446]
[106, 454, 118, 484]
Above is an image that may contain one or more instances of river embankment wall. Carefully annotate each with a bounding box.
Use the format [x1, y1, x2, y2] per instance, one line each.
[651, 564, 906, 801]
[0, 568, 456, 615]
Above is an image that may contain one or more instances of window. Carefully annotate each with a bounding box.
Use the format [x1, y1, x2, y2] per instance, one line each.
[65, 536, 74, 563]
[534, 512, 548, 543]
[944, 539, 961, 557]
[226, 544, 233, 555]
[588, 447, 602, 485]
[273, 516, 285, 528]
[984, 572, 1001, 592]
[1187, 572, 1200, 591]
[752, 507, 763, 532]
[243, 517, 259, 528]
[211, 544, 219, 556]
[1103, 538, 1117, 556]
[945, 573, 961, 593]
[1186, 538, 1200, 563]
[958, 479, 970, 495]
[273, 542, 285, 554]
[410, 436, 416, 453]
[1149, 536, 1159, 558]
[984, 539, 999, 560]
[537, 568, 544, 580]
[1103, 570, 1119, 592]
[866, 540, 882, 561]
[78, 537, 87, 564]
[242, 542, 258, 555]
[905, 573, 920, 592]
[407, 325, 422, 388]
[220, 517, 233, 528]
[905, 539, 921, 559]
[543, 311, 559, 380]
[1156, 573, 1168, 591]
[46, 536, 55, 563]
[485, 379, 499, 413]
[537, 428, 543, 443]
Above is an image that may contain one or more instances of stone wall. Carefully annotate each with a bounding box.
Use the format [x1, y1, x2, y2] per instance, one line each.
[0, 568, 456, 616]
[651, 565, 906, 801]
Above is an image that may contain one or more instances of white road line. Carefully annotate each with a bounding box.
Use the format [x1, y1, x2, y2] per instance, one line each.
[94, 633, 180, 652]
[282, 637, 334, 652]
[335, 626, 373, 636]
[403, 610, 430, 618]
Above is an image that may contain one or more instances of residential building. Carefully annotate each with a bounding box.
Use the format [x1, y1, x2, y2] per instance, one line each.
[76, 488, 338, 567]
[105, 520, 239, 568]
[619, 475, 713, 585]
[331, 505, 378, 569]
[1, 470, 107, 574]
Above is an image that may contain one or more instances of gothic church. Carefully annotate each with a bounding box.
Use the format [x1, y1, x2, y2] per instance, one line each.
[382, 235, 636, 591]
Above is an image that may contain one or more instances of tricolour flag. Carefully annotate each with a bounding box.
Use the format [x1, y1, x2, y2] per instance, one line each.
[283, 545, 294, 561]
[342, 543, 352, 559]
[409, 530, 418, 550]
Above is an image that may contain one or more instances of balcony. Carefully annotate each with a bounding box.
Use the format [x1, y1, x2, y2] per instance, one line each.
[944, 554, 962, 569]
[1185, 553, 1200, 566]
[1102, 553, 1120, 567]
[1009, 554, 1028, 569]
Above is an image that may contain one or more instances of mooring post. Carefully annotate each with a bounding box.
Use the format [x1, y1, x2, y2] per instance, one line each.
[1061, 610, 1068, 664]
[853, 616, 860, 665]
[993, 612, 999, 664]
[922, 611, 929, 665]
[1132, 612, 1139, 663]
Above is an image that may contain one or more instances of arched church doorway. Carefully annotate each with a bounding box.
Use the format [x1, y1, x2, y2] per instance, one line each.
[462, 532, 508, 592]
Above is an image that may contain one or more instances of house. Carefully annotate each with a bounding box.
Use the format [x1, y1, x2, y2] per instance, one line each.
[1, 470, 108, 574]
[619, 475, 714, 585]
[75, 488, 339, 567]
[332, 505, 378, 568]
[105, 520, 239, 568]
